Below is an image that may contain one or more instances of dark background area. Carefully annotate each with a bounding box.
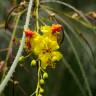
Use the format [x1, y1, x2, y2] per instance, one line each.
[0, 0, 96, 96]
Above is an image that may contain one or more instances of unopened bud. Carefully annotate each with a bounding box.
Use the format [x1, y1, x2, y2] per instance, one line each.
[31, 60, 36, 66]
[40, 79, 45, 85]
[43, 72, 48, 79]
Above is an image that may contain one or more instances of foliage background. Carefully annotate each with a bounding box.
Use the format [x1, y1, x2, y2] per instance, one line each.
[0, 0, 96, 96]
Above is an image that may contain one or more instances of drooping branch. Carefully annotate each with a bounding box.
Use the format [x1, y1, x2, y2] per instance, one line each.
[0, 0, 33, 94]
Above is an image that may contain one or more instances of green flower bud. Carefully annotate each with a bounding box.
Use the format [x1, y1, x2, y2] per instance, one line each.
[43, 72, 48, 79]
[40, 79, 44, 85]
[19, 56, 24, 61]
[40, 88, 44, 93]
[31, 60, 36, 66]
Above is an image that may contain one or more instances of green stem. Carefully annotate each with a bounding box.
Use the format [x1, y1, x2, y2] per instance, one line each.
[36, 0, 39, 32]
[64, 31, 93, 96]
[1, 15, 21, 82]
[0, 0, 33, 94]
[41, 0, 90, 24]
[36, 61, 41, 96]
[62, 57, 87, 96]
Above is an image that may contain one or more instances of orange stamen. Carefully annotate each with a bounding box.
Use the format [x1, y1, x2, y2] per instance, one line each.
[51, 24, 62, 34]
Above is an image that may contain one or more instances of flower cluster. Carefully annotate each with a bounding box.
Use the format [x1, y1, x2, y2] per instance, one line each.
[22, 24, 63, 96]
[25, 24, 63, 69]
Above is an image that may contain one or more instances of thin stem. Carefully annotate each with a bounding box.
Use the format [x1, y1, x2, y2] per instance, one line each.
[39, 18, 46, 25]
[41, 0, 90, 24]
[62, 57, 87, 96]
[1, 15, 21, 82]
[30, 91, 36, 96]
[64, 30, 92, 96]
[36, 0, 39, 32]
[0, 0, 33, 94]
[18, 84, 28, 96]
[36, 61, 41, 96]
[42, 0, 96, 35]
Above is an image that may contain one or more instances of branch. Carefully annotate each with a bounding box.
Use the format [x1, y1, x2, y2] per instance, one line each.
[0, 0, 33, 94]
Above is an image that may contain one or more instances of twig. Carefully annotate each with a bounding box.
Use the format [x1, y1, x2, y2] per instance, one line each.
[0, 0, 33, 94]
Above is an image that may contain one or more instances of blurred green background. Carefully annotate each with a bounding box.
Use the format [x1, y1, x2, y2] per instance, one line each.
[0, 0, 96, 96]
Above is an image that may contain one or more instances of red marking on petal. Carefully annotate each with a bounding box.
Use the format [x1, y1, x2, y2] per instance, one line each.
[25, 29, 35, 38]
[26, 41, 31, 49]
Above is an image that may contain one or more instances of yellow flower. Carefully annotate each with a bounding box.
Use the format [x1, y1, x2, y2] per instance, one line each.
[51, 51, 62, 61]
[25, 25, 63, 69]
[25, 30, 39, 51]
[32, 35, 44, 54]
[43, 37, 59, 50]
[39, 53, 51, 69]
[33, 36, 59, 55]
[38, 37, 61, 69]
[41, 25, 60, 41]
[25, 25, 63, 96]
[41, 25, 52, 35]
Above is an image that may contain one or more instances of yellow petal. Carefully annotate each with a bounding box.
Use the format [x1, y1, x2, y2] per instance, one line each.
[52, 51, 62, 61]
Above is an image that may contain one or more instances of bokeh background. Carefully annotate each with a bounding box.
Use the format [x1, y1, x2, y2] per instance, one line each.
[0, 0, 96, 96]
